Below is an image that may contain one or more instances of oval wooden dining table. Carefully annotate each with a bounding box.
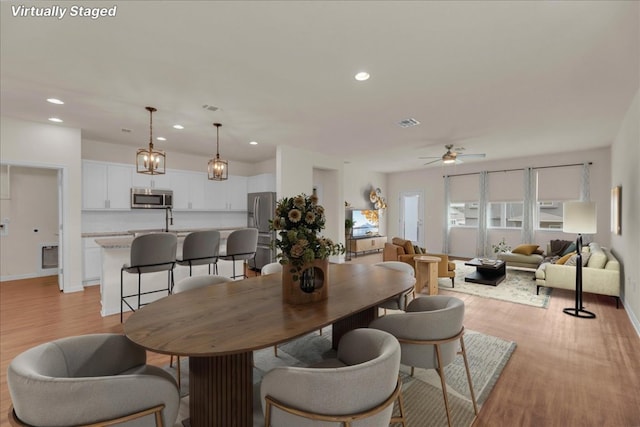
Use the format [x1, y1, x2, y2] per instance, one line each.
[124, 263, 415, 427]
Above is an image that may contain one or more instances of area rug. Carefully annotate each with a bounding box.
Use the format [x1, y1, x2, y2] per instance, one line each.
[438, 260, 552, 308]
[167, 326, 516, 427]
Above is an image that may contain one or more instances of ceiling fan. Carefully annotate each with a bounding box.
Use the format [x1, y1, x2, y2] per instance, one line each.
[419, 144, 486, 165]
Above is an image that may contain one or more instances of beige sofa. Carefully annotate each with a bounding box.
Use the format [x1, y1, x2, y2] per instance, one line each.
[535, 242, 621, 307]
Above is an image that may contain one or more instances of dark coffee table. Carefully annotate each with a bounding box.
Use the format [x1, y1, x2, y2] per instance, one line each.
[464, 258, 506, 286]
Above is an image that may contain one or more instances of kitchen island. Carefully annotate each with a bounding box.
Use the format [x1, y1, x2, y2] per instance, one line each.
[94, 228, 244, 317]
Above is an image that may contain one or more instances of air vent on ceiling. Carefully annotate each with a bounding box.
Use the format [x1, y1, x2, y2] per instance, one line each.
[202, 104, 219, 112]
[121, 128, 132, 133]
[397, 118, 420, 128]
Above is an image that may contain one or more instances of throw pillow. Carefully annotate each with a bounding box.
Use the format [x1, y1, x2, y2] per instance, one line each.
[512, 244, 539, 256]
[534, 247, 545, 255]
[403, 240, 415, 255]
[556, 252, 575, 265]
[413, 245, 424, 254]
[561, 242, 577, 256]
[587, 248, 608, 269]
[565, 252, 592, 267]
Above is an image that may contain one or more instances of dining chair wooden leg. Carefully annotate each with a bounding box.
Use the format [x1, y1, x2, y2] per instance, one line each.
[435, 344, 453, 427]
[459, 335, 479, 415]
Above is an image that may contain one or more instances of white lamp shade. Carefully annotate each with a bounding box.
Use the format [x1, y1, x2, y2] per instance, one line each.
[563, 201, 597, 234]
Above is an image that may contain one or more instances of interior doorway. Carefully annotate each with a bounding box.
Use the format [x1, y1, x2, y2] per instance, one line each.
[399, 191, 424, 246]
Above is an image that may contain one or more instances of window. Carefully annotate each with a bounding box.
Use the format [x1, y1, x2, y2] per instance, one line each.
[449, 202, 479, 227]
[488, 202, 523, 229]
[537, 201, 564, 230]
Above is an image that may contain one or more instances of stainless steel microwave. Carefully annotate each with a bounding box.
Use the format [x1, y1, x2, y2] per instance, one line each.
[131, 188, 173, 209]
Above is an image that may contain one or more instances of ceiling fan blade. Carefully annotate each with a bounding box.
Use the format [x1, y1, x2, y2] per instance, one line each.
[458, 153, 486, 159]
[423, 159, 441, 166]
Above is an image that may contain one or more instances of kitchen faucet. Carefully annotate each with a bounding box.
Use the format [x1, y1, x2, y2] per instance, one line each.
[165, 207, 173, 232]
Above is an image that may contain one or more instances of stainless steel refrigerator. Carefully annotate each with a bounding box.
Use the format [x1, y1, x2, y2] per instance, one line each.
[247, 192, 277, 270]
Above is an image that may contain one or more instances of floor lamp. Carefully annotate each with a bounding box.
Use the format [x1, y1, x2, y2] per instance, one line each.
[562, 201, 597, 319]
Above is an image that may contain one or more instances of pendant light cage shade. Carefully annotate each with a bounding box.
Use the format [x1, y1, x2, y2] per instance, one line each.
[208, 123, 228, 181]
[136, 106, 166, 175]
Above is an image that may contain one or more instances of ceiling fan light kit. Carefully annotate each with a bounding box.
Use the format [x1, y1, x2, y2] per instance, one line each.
[420, 144, 486, 166]
[136, 106, 166, 175]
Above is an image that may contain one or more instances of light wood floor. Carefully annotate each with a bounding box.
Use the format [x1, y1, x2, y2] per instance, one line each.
[2, 255, 639, 426]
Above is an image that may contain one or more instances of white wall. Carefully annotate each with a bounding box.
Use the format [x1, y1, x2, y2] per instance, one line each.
[343, 163, 388, 237]
[0, 167, 58, 279]
[611, 89, 640, 334]
[0, 116, 83, 292]
[388, 147, 612, 258]
[277, 145, 344, 259]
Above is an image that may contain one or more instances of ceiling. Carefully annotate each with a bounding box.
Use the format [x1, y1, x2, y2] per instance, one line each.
[1, 1, 638, 173]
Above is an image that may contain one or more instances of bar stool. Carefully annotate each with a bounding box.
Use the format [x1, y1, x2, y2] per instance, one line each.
[120, 233, 177, 323]
[176, 230, 221, 276]
[219, 228, 258, 279]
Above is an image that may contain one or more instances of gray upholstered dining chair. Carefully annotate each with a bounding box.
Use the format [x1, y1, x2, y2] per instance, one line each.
[176, 230, 221, 276]
[260, 328, 406, 427]
[369, 295, 478, 427]
[7, 333, 180, 427]
[120, 232, 177, 322]
[375, 261, 416, 312]
[169, 274, 234, 388]
[220, 228, 259, 279]
[260, 261, 282, 275]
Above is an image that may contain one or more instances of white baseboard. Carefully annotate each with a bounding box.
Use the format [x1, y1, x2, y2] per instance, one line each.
[0, 273, 35, 282]
[623, 298, 640, 337]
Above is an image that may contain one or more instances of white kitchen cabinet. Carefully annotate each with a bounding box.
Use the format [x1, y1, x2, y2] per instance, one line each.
[247, 173, 276, 193]
[171, 171, 206, 210]
[227, 175, 248, 211]
[82, 161, 132, 210]
[132, 171, 170, 189]
[82, 238, 101, 285]
[203, 175, 248, 211]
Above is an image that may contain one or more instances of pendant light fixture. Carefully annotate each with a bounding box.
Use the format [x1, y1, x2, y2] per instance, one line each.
[208, 123, 228, 181]
[136, 106, 166, 175]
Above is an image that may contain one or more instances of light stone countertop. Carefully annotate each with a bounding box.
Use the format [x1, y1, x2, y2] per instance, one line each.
[92, 227, 239, 248]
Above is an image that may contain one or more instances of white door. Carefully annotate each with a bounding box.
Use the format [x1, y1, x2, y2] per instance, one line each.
[399, 191, 424, 246]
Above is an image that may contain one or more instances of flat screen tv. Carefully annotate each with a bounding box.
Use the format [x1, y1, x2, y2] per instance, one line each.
[351, 209, 379, 238]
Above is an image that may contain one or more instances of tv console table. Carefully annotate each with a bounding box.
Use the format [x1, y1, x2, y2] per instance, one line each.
[349, 235, 386, 257]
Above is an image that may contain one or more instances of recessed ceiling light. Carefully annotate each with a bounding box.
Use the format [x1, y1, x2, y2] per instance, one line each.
[354, 72, 370, 81]
[249, 141, 258, 145]
[48, 117, 63, 123]
[173, 124, 184, 130]
[157, 137, 167, 141]
[47, 98, 64, 105]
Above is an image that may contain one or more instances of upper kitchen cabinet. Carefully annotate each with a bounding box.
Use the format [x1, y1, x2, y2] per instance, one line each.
[247, 173, 276, 193]
[82, 160, 132, 210]
[204, 175, 248, 211]
[131, 170, 170, 189]
[170, 170, 206, 210]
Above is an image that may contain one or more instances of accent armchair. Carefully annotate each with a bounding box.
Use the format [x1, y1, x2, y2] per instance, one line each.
[383, 237, 456, 286]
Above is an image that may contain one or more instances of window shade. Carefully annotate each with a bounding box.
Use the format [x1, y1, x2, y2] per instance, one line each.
[536, 166, 581, 201]
[488, 170, 523, 201]
[449, 174, 479, 203]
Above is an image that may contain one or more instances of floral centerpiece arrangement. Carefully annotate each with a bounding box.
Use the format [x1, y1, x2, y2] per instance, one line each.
[270, 193, 344, 282]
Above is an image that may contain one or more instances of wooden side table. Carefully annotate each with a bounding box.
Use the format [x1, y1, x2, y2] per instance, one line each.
[414, 255, 441, 295]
